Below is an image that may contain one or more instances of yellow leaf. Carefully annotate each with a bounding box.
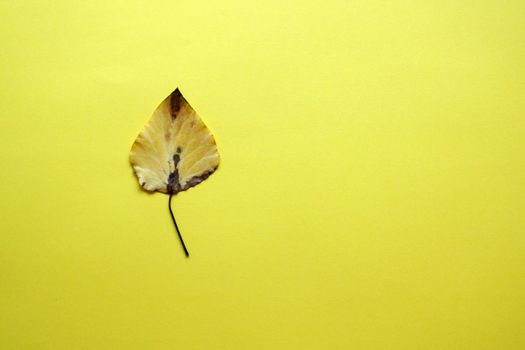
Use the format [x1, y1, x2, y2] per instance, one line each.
[130, 89, 220, 195]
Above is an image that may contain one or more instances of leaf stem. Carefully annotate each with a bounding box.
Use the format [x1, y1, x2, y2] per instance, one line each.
[169, 193, 189, 257]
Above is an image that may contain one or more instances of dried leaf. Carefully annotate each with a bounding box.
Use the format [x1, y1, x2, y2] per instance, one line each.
[130, 89, 220, 194]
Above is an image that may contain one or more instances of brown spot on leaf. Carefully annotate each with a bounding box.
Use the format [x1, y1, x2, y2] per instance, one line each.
[173, 153, 181, 167]
[183, 167, 217, 190]
[167, 170, 181, 194]
[170, 88, 184, 119]
[167, 152, 183, 193]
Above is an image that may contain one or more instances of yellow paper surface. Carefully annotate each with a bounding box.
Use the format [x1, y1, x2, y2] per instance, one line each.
[1, 1, 524, 349]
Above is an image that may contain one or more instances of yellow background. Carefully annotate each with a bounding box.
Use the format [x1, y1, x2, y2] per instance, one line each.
[1, 1, 524, 349]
